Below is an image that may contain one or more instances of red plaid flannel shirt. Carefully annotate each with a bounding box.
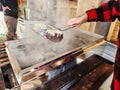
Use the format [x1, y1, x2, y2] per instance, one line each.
[86, 0, 120, 90]
[87, 0, 120, 22]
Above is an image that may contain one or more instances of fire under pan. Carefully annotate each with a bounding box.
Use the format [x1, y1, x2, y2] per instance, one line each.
[5, 30, 104, 84]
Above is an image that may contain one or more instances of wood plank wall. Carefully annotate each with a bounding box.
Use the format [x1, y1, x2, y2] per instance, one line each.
[17, 0, 118, 42]
[17, 0, 26, 16]
[17, 0, 102, 32]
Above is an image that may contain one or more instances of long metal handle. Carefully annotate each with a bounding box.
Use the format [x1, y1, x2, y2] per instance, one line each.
[60, 25, 76, 31]
[47, 24, 76, 31]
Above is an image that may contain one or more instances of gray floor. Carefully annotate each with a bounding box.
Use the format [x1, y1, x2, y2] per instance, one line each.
[99, 73, 113, 90]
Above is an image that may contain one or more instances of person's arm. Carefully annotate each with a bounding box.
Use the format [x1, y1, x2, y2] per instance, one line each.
[87, 0, 118, 22]
[67, 13, 88, 27]
[68, 0, 118, 26]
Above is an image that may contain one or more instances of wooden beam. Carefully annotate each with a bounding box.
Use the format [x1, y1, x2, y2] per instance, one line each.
[107, 19, 120, 42]
[17, 0, 27, 16]
[83, 40, 106, 53]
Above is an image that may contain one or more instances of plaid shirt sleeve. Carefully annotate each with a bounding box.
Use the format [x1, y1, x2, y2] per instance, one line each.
[86, 0, 119, 22]
[86, 1, 120, 90]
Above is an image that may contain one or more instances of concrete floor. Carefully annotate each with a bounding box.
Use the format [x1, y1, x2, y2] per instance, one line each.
[99, 73, 113, 90]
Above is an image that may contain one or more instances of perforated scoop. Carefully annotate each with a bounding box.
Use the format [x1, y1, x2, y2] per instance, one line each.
[33, 23, 76, 42]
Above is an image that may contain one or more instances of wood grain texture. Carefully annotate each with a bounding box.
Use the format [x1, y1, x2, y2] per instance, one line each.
[70, 60, 113, 90]
[107, 19, 120, 42]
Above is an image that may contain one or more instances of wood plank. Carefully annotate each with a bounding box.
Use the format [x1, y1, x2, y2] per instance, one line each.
[70, 62, 113, 90]
[0, 61, 10, 67]
[107, 19, 119, 42]
[89, 65, 113, 90]
[83, 40, 106, 53]
[17, 0, 27, 16]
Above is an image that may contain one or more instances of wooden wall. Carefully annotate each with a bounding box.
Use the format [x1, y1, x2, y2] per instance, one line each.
[17, 0, 26, 16]
[17, 0, 115, 40]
